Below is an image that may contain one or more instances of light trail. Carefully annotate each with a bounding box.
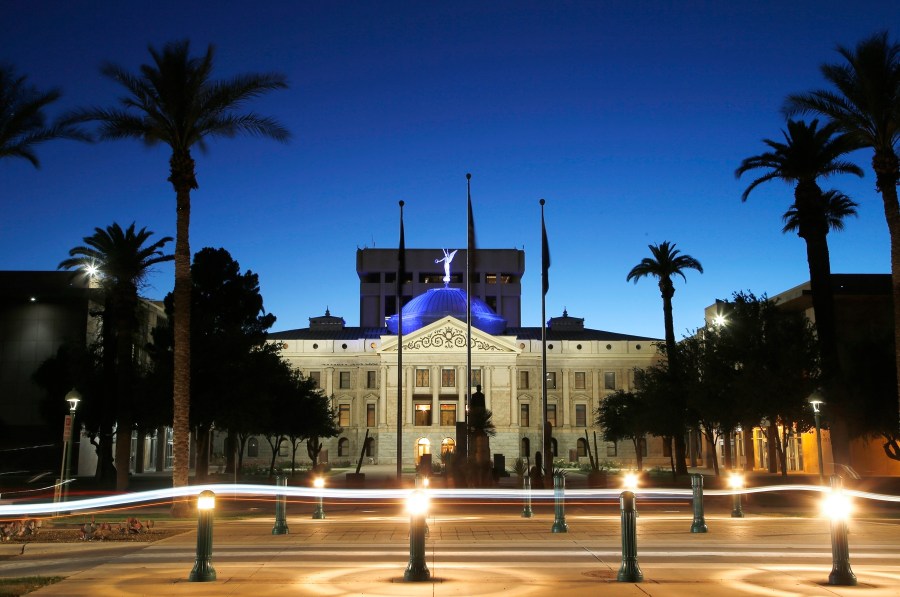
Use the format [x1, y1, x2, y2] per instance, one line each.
[1, 483, 898, 517]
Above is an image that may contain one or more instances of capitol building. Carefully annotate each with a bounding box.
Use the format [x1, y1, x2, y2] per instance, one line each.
[260, 247, 663, 470]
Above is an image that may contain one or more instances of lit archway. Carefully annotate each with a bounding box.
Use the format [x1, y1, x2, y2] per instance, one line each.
[415, 438, 431, 464]
[441, 437, 455, 455]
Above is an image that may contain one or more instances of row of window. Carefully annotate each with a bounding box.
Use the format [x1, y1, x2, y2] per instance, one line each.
[335, 402, 592, 428]
[311, 369, 619, 391]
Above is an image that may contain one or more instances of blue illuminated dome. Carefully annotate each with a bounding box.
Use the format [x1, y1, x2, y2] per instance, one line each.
[386, 287, 507, 335]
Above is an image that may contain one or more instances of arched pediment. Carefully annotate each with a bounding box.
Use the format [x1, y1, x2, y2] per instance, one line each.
[379, 316, 519, 354]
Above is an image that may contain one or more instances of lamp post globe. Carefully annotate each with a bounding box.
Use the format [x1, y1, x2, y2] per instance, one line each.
[808, 390, 826, 483]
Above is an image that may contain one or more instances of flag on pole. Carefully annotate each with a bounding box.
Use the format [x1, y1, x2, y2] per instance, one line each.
[541, 199, 550, 296]
[467, 173, 476, 270]
[397, 200, 406, 300]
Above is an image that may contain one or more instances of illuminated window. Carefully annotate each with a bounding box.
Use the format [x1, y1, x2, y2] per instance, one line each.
[519, 370, 529, 389]
[366, 404, 376, 427]
[470, 368, 482, 387]
[547, 404, 557, 428]
[440, 403, 456, 426]
[338, 404, 351, 427]
[416, 369, 430, 387]
[415, 403, 432, 426]
[339, 371, 351, 389]
[520, 403, 530, 427]
[486, 273, 497, 284]
[441, 368, 456, 387]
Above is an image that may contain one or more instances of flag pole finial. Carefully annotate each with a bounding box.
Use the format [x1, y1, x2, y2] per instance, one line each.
[466, 173, 472, 180]
[540, 198, 545, 206]
[399, 200, 405, 207]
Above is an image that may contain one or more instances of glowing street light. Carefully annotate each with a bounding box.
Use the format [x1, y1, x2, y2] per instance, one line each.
[57, 389, 81, 503]
[404, 490, 430, 581]
[729, 472, 744, 518]
[312, 477, 326, 519]
[623, 471, 639, 492]
[822, 476, 856, 586]
[189, 490, 217, 582]
[809, 390, 826, 483]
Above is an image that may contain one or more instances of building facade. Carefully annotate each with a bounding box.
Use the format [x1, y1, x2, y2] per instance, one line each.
[254, 248, 663, 470]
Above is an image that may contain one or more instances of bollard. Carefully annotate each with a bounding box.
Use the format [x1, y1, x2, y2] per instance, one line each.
[522, 474, 533, 518]
[188, 490, 217, 582]
[312, 477, 325, 519]
[729, 473, 744, 518]
[272, 475, 289, 535]
[550, 472, 568, 533]
[617, 490, 643, 582]
[404, 490, 431, 581]
[825, 476, 857, 586]
[690, 474, 708, 533]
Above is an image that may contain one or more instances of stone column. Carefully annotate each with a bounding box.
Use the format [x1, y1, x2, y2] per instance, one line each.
[380, 365, 388, 427]
[325, 366, 335, 397]
[431, 365, 440, 426]
[406, 366, 415, 426]
[484, 367, 493, 411]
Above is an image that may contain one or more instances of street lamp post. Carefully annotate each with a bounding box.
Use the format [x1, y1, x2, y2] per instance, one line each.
[57, 389, 81, 503]
[809, 390, 826, 484]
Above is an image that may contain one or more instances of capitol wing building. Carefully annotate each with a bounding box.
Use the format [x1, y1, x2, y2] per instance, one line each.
[267, 247, 662, 469]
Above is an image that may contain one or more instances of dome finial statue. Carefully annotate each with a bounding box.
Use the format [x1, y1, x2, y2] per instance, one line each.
[435, 249, 458, 285]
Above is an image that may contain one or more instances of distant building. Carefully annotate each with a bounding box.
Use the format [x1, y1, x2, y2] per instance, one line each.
[228, 248, 663, 470]
[704, 274, 900, 477]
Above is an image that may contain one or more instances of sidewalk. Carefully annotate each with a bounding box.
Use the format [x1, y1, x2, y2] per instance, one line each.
[7, 507, 899, 596]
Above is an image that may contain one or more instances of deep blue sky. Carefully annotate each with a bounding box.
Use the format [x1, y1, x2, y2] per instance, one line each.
[2, 1, 896, 339]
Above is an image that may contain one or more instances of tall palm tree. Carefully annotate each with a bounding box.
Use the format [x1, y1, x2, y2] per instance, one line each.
[60, 223, 173, 490]
[785, 31, 900, 428]
[627, 241, 702, 474]
[627, 241, 703, 358]
[736, 119, 862, 385]
[71, 41, 289, 499]
[0, 64, 86, 167]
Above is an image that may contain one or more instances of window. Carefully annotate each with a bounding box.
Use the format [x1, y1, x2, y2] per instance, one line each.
[604, 371, 616, 390]
[278, 439, 288, 457]
[519, 370, 529, 389]
[486, 273, 497, 284]
[338, 438, 349, 457]
[550, 438, 558, 457]
[577, 438, 587, 458]
[547, 404, 557, 428]
[521, 437, 531, 457]
[575, 404, 587, 427]
[520, 403, 530, 427]
[441, 368, 456, 387]
[309, 371, 321, 387]
[367, 370, 377, 389]
[574, 371, 586, 389]
[248, 437, 259, 458]
[546, 372, 557, 389]
[486, 296, 498, 311]
[640, 436, 648, 457]
[416, 369, 430, 387]
[663, 437, 672, 458]
[441, 438, 456, 455]
[414, 403, 432, 426]
[440, 403, 456, 426]
[365, 437, 374, 457]
[338, 404, 350, 427]
[607, 442, 617, 457]
[339, 371, 351, 389]
[366, 403, 376, 427]
[470, 368, 482, 387]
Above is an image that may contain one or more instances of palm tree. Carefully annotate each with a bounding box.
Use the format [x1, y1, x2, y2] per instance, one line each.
[627, 241, 702, 474]
[0, 64, 86, 167]
[60, 223, 173, 490]
[785, 31, 900, 427]
[71, 41, 289, 499]
[736, 120, 862, 437]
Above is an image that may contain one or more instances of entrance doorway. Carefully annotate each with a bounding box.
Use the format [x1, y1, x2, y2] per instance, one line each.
[415, 438, 431, 465]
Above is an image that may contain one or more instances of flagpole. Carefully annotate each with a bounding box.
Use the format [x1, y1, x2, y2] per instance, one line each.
[540, 199, 551, 478]
[397, 200, 405, 481]
[465, 173, 473, 462]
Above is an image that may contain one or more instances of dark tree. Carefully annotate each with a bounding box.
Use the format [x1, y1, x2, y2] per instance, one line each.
[72, 41, 290, 496]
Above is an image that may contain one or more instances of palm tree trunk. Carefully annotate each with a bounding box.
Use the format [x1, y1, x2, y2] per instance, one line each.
[873, 153, 900, 440]
[169, 152, 195, 516]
